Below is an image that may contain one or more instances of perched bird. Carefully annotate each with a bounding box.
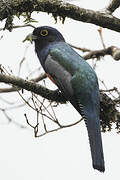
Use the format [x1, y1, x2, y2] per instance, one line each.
[23, 26, 105, 172]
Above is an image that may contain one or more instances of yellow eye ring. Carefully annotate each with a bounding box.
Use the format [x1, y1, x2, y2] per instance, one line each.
[40, 29, 48, 36]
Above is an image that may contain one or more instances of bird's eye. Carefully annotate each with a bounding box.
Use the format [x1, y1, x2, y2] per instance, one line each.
[40, 29, 48, 36]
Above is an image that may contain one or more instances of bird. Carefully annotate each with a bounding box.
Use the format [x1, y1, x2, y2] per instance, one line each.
[23, 26, 105, 172]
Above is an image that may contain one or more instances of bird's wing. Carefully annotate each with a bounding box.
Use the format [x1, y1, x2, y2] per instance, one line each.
[44, 41, 87, 101]
[44, 54, 74, 100]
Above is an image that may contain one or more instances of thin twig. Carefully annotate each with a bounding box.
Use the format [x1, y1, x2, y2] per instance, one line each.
[17, 91, 36, 111]
[69, 43, 92, 52]
[98, 27, 106, 49]
[26, 113, 83, 137]
[0, 24, 35, 31]
[0, 109, 27, 128]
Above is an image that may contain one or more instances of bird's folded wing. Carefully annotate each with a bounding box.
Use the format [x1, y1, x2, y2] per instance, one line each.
[44, 54, 74, 100]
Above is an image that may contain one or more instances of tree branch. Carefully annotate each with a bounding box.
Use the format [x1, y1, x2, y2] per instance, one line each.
[0, 73, 119, 132]
[0, 0, 120, 32]
[69, 44, 120, 60]
[68, 43, 91, 52]
[0, 24, 35, 31]
[0, 73, 66, 103]
[0, 73, 47, 93]
[83, 46, 120, 60]
[106, 0, 120, 14]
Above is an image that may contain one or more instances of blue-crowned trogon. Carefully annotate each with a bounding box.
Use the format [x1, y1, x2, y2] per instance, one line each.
[24, 26, 105, 172]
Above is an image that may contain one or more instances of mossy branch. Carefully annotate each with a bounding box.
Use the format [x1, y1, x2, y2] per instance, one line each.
[0, 73, 66, 103]
[0, 0, 120, 32]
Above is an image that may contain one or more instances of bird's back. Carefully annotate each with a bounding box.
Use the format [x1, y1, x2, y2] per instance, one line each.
[49, 42, 105, 172]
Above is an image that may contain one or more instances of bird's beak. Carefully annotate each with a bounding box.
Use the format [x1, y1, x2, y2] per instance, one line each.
[23, 33, 37, 44]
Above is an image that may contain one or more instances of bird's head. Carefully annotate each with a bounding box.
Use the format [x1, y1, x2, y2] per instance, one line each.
[23, 26, 65, 49]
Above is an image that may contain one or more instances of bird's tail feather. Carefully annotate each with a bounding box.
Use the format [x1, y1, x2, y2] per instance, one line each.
[84, 111, 105, 172]
[71, 101, 105, 172]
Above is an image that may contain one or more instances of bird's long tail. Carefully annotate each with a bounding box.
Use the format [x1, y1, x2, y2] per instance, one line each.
[71, 101, 105, 172]
[84, 110, 105, 172]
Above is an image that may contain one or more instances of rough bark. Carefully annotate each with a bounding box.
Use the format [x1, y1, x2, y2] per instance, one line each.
[0, 0, 120, 32]
[0, 73, 66, 103]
